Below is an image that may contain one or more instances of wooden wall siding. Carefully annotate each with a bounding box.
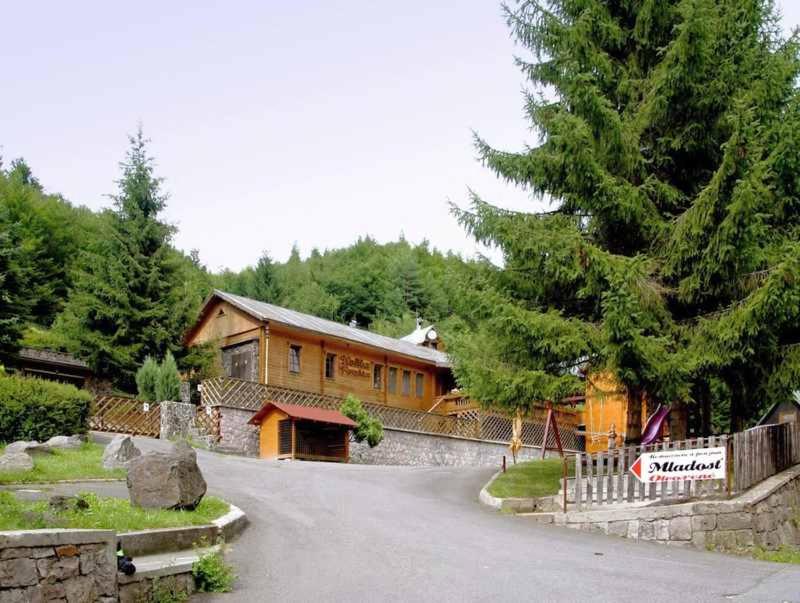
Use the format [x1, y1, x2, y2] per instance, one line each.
[187, 299, 263, 348]
[266, 325, 437, 410]
[258, 408, 289, 458]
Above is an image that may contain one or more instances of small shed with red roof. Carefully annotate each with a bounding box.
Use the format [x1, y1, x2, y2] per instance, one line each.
[248, 401, 357, 462]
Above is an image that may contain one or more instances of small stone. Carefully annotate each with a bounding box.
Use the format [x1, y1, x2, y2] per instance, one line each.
[44, 435, 83, 449]
[42, 582, 66, 600]
[36, 555, 79, 581]
[55, 544, 79, 558]
[49, 496, 89, 513]
[691, 530, 706, 549]
[102, 435, 141, 470]
[735, 529, 754, 548]
[0, 586, 43, 603]
[4, 441, 51, 455]
[656, 519, 670, 541]
[0, 452, 34, 472]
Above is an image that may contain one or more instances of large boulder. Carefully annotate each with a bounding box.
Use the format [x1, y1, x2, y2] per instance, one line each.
[4, 440, 52, 455]
[44, 435, 83, 449]
[0, 452, 34, 472]
[126, 445, 207, 510]
[102, 435, 142, 469]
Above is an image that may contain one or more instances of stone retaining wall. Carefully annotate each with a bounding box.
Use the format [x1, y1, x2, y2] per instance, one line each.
[350, 428, 547, 467]
[552, 464, 800, 552]
[0, 529, 117, 602]
[212, 405, 563, 466]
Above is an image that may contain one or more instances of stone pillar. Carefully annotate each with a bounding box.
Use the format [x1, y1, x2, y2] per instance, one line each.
[180, 381, 191, 403]
[160, 401, 196, 440]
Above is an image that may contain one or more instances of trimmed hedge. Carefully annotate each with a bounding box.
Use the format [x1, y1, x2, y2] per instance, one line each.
[0, 374, 92, 443]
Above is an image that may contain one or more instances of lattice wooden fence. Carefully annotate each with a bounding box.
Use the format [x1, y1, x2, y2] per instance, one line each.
[89, 396, 161, 437]
[200, 377, 582, 450]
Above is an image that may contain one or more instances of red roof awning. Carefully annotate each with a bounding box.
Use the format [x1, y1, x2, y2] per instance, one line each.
[248, 401, 358, 428]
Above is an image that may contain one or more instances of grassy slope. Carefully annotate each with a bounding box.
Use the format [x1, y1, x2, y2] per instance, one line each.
[0, 491, 229, 532]
[0, 442, 125, 484]
[487, 457, 573, 498]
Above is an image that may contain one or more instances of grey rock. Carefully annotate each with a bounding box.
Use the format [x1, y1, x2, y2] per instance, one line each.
[44, 435, 83, 449]
[127, 449, 207, 510]
[63, 574, 96, 603]
[0, 557, 38, 587]
[669, 516, 692, 541]
[101, 435, 141, 469]
[0, 452, 34, 472]
[4, 441, 51, 455]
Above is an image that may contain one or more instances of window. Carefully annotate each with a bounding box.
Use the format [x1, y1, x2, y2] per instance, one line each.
[415, 373, 424, 398]
[402, 370, 411, 396]
[388, 367, 398, 394]
[230, 351, 249, 380]
[288, 344, 301, 373]
[325, 353, 336, 379]
[373, 364, 383, 390]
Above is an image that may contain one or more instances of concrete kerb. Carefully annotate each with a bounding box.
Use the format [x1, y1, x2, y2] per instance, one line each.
[478, 470, 560, 513]
[119, 502, 248, 556]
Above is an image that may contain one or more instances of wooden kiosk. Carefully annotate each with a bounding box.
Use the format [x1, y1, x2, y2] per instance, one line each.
[248, 401, 357, 462]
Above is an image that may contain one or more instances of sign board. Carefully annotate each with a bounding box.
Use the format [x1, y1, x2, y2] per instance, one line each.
[630, 446, 726, 483]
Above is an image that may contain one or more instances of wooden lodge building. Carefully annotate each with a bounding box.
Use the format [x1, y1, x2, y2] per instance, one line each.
[186, 290, 691, 462]
[186, 290, 457, 460]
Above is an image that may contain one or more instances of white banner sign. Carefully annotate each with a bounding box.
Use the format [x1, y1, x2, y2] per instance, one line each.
[630, 446, 726, 483]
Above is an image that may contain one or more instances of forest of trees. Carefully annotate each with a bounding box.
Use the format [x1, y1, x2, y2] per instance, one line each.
[3, 0, 800, 430]
[0, 132, 475, 392]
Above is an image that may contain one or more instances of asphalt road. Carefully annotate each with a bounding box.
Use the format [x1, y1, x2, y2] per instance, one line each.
[115, 436, 800, 603]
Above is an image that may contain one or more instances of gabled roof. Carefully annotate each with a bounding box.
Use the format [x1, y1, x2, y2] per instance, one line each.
[248, 401, 357, 427]
[756, 392, 800, 426]
[197, 290, 451, 368]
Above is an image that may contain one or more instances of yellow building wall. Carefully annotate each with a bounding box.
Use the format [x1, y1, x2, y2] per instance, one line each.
[266, 325, 436, 411]
[259, 409, 289, 458]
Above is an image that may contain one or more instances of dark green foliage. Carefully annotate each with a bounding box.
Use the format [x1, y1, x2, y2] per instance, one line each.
[192, 549, 235, 593]
[0, 374, 92, 443]
[136, 356, 159, 402]
[340, 394, 383, 447]
[449, 0, 800, 428]
[155, 351, 181, 402]
[55, 128, 205, 390]
[213, 238, 473, 332]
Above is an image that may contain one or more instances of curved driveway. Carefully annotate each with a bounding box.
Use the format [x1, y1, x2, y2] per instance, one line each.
[126, 436, 800, 602]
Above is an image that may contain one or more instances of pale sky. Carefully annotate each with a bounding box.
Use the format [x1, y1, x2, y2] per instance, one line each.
[3, 1, 799, 271]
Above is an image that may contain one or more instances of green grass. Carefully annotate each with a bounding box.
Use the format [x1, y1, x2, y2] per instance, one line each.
[0, 442, 126, 484]
[753, 546, 800, 564]
[487, 457, 574, 498]
[0, 491, 229, 532]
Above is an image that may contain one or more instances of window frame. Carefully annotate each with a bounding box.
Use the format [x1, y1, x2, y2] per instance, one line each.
[325, 352, 336, 380]
[402, 370, 411, 396]
[288, 344, 302, 374]
[415, 372, 424, 398]
[388, 367, 398, 395]
[372, 364, 383, 390]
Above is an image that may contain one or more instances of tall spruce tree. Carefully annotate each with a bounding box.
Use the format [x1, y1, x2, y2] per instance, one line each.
[56, 128, 186, 389]
[449, 0, 800, 430]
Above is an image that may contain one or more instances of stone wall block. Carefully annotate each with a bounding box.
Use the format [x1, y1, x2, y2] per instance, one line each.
[638, 521, 655, 541]
[669, 516, 692, 541]
[656, 520, 670, 541]
[735, 530, 754, 548]
[0, 558, 38, 587]
[691, 531, 706, 549]
[691, 514, 716, 532]
[716, 512, 752, 531]
[607, 521, 629, 537]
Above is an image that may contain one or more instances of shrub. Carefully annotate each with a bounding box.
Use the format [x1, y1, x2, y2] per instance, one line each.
[340, 394, 383, 447]
[155, 351, 181, 402]
[0, 374, 91, 443]
[136, 356, 159, 402]
[192, 549, 235, 592]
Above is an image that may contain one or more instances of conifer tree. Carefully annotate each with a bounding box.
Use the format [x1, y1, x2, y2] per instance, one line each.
[449, 0, 800, 430]
[251, 251, 282, 303]
[56, 127, 188, 389]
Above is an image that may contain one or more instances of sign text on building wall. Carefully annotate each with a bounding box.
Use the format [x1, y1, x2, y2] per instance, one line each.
[339, 354, 370, 378]
[630, 447, 726, 483]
